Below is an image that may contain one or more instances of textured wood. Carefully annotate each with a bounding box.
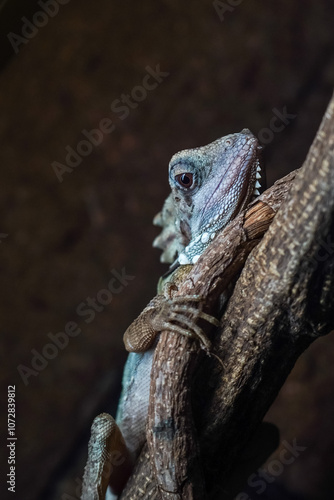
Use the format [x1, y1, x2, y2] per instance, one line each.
[119, 93, 334, 500]
[199, 95, 334, 498]
[145, 172, 296, 500]
[119, 172, 293, 499]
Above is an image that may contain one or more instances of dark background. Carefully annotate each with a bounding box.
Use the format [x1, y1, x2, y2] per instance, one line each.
[1, 1, 334, 499]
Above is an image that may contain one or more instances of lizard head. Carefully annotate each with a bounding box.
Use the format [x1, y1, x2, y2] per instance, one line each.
[168, 129, 263, 265]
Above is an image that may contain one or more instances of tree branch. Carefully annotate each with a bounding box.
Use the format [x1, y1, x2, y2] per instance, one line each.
[120, 92, 334, 500]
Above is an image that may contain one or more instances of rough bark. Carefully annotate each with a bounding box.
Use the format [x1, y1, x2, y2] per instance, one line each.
[120, 92, 334, 500]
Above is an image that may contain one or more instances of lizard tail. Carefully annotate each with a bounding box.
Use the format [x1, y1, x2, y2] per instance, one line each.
[81, 413, 133, 500]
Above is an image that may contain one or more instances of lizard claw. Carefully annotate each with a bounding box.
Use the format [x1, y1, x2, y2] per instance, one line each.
[164, 295, 221, 327]
[172, 298, 220, 327]
[151, 297, 220, 351]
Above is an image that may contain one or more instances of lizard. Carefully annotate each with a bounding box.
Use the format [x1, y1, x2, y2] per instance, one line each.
[81, 128, 264, 500]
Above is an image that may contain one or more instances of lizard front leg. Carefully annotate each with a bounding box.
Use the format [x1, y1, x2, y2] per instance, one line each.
[123, 266, 220, 354]
[122, 295, 167, 352]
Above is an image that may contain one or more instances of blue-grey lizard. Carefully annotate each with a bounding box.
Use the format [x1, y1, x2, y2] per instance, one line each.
[81, 129, 263, 500]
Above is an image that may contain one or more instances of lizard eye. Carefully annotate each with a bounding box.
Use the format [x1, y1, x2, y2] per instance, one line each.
[175, 172, 194, 189]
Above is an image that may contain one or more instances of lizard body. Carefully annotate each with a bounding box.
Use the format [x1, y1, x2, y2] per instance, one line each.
[81, 129, 263, 500]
